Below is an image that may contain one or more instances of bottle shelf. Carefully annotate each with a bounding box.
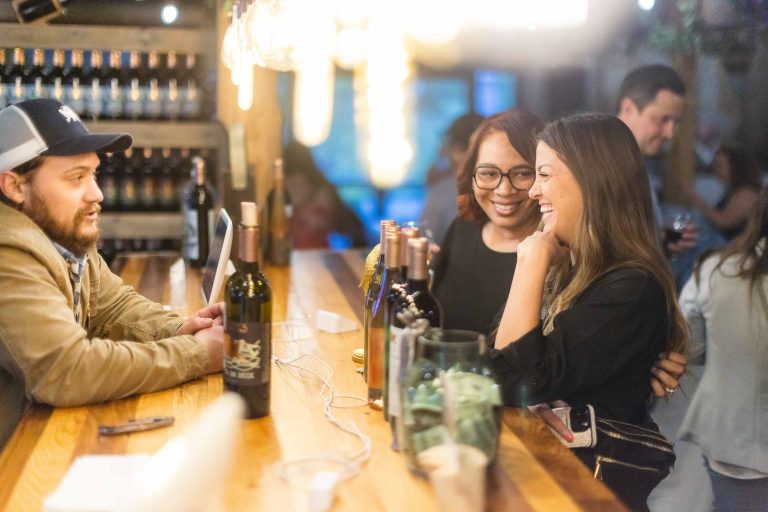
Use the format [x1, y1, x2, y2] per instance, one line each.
[0, 23, 215, 55]
[85, 120, 226, 149]
[100, 212, 182, 239]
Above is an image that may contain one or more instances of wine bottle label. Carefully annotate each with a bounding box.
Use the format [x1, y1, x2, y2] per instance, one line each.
[224, 321, 271, 385]
[143, 79, 162, 118]
[85, 80, 102, 117]
[162, 79, 181, 119]
[105, 79, 123, 117]
[47, 78, 64, 102]
[184, 210, 199, 260]
[65, 79, 85, 114]
[12, 77, 24, 102]
[119, 179, 137, 207]
[387, 325, 418, 418]
[125, 79, 142, 117]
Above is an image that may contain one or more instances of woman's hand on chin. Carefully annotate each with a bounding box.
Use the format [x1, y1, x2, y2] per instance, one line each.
[518, 230, 569, 268]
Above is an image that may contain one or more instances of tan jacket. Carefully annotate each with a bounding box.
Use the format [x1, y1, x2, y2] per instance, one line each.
[0, 203, 208, 449]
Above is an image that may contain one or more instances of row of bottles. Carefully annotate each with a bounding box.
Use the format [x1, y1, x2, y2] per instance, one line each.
[181, 157, 293, 270]
[97, 147, 215, 213]
[362, 220, 443, 449]
[0, 48, 204, 120]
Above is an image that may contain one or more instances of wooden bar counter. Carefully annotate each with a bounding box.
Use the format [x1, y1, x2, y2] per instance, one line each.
[0, 250, 626, 512]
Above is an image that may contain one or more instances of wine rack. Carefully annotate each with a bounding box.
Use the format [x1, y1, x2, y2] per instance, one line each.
[0, 22, 227, 246]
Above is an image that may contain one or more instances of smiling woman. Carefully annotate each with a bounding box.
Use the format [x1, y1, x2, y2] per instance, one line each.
[489, 113, 689, 511]
[430, 108, 542, 334]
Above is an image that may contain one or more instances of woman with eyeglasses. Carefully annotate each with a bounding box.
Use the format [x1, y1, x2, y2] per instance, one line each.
[430, 108, 688, 451]
[431, 109, 542, 334]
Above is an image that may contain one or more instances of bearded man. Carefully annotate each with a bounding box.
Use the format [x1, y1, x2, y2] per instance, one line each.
[0, 99, 223, 450]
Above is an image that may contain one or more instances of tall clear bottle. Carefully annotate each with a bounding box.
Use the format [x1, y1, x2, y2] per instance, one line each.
[63, 49, 84, 114]
[27, 48, 45, 100]
[143, 51, 162, 119]
[368, 227, 400, 410]
[104, 51, 124, 120]
[124, 51, 143, 120]
[267, 158, 292, 265]
[46, 49, 65, 103]
[224, 201, 273, 419]
[387, 237, 443, 450]
[0, 49, 9, 109]
[84, 50, 104, 120]
[363, 219, 396, 382]
[8, 48, 27, 104]
[183, 156, 214, 267]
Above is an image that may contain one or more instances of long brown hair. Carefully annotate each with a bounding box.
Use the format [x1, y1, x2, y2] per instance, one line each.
[704, 186, 768, 313]
[456, 108, 543, 224]
[537, 113, 688, 354]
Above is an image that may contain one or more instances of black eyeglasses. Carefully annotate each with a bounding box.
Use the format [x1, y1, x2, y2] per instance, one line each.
[472, 164, 535, 191]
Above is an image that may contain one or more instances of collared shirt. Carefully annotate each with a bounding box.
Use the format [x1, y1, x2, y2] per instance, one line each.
[51, 241, 87, 323]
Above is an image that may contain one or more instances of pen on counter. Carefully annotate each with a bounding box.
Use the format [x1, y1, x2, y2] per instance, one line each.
[98, 416, 175, 436]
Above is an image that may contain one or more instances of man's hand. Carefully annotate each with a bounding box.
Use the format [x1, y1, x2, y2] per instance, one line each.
[528, 400, 573, 442]
[666, 222, 698, 254]
[176, 302, 225, 335]
[194, 325, 224, 374]
[651, 351, 688, 398]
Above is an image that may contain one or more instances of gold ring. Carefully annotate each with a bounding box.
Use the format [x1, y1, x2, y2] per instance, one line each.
[665, 387, 677, 395]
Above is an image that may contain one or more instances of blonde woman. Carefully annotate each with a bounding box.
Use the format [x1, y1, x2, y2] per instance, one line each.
[490, 113, 689, 510]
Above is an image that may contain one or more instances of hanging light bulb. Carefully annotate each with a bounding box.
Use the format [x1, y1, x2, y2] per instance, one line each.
[221, 23, 236, 70]
[364, 0, 413, 189]
[292, 0, 335, 145]
[238, 63, 254, 110]
[230, 2, 244, 86]
[246, 0, 297, 71]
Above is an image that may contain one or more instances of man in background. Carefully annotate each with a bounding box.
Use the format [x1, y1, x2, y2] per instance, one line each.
[0, 99, 223, 450]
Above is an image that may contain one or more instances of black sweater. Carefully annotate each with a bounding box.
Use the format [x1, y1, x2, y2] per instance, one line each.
[488, 267, 668, 424]
[431, 218, 517, 334]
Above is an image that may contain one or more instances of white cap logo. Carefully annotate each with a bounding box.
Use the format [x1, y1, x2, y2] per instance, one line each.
[58, 105, 80, 124]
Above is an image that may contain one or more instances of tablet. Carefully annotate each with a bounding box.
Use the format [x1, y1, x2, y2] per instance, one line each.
[200, 208, 233, 305]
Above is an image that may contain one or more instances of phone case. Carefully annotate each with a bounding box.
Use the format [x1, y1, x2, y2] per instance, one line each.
[548, 405, 597, 448]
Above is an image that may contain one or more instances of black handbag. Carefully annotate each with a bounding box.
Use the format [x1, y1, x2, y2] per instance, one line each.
[576, 418, 676, 512]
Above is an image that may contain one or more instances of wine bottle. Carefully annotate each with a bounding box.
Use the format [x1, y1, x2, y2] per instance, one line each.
[157, 147, 176, 211]
[124, 51, 143, 120]
[8, 48, 27, 104]
[0, 50, 9, 110]
[143, 51, 162, 119]
[267, 158, 292, 265]
[118, 147, 139, 211]
[27, 48, 45, 100]
[84, 50, 104, 120]
[46, 49, 65, 102]
[138, 147, 158, 211]
[63, 49, 84, 115]
[387, 237, 443, 450]
[363, 219, 396, 382]
[99, 152, 120, 211]
[104, 51, 124, 120]
[13, 0, 73, 24]
[224, 201, 273, 419]
[183, 155, 214, 267]
[179, 53, 201, 120]
[161, 51, 181, 120]
[368, 226, 400, 410]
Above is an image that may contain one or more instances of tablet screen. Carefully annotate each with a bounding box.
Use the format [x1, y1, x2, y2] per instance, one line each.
[201, 209, 233, 305]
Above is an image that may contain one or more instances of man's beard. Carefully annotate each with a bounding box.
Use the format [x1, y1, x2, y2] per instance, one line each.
[22, 189, 101, 257]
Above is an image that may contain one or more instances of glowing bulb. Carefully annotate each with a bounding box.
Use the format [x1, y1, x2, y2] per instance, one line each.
[238, 64, 254, 111]
[221, 24, 236, 70]
[638, 0, 655, 11]
[160, 3, 179, 25]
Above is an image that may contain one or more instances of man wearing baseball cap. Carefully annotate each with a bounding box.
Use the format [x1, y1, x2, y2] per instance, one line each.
[0, 99, 223, 449]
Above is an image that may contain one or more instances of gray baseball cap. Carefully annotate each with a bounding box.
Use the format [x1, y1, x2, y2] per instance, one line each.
[0, 98, 132, 172]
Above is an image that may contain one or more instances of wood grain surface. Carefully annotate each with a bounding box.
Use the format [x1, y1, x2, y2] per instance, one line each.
[0, 250, 627, 512]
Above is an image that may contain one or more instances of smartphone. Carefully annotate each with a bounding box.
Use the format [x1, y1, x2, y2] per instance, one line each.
[548, 404, 597, 448]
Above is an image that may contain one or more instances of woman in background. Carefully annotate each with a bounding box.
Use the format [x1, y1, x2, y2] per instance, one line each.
[490, 114, 689, 510]
[283, 141, 366, 249]
[688, 144, 762, 240]
[678, 187, 768, 512]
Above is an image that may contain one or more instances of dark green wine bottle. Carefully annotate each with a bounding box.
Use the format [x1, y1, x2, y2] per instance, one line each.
[224, 201, 273, 419]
